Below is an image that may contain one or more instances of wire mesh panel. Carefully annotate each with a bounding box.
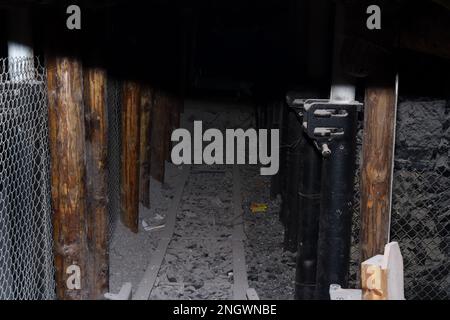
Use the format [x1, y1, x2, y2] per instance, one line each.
[348, 127, 362, 289]
[349, 99, 450, 299]
[0, 57, 55, 299]
[391, 159, 449, 299]
[390, 99, 449, 300]
[106, 77, 122, 239]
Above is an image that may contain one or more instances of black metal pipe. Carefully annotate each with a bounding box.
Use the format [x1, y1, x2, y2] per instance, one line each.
[295, 135, 322, 299]
[314, 107, 358, 300]
[278, 103, 290, 226]
[283, 108, 304, 252]
[270, 102, 283, 199]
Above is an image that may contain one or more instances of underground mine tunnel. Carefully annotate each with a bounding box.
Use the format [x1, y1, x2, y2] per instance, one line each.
[0, 0, 449, 302]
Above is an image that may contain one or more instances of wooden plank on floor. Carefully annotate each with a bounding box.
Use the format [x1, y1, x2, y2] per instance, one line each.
[232, 166, 249, 300]
[133, 165, 190, 300]
[246, 288, 260, 300]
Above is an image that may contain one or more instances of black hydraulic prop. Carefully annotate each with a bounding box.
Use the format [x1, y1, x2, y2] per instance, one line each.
[287, 93, 361, 300]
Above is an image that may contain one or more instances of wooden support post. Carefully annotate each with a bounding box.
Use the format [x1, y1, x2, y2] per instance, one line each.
[139, 86, 153, 208]
[360, 72, 398, 262]
[168, 94, 181, 163]
[150, 90, 169, 183]
[170, 95, 181, 132]
[83, 67, 109, 299]
[164, 94, 173, 164]
[121, 81, 141, 233]
[47, 56, 89, 300]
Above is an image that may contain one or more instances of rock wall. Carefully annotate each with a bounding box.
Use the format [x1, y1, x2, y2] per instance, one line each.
[391, 98, 449, 299]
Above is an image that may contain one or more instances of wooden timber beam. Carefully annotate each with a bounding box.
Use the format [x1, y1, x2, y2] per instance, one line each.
[360, 71, 398, 262]
[165, 94, 174, 162]
[120, 81, 141, 233]
[397, 4, 450, 60]
[83, 67, 109, 299]
[150, 90, 170, 183]
[343, 1, 450, 61]
[45, 4, 111, 299]
[168, 93, 181, 162]
[431, 0, 450, 12]
[47, 56, 90, 300]
[139, 86, 153, 208]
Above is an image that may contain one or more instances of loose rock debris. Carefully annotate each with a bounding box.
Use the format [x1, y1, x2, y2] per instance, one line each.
[241, 165, 295, 300]
[109, 102, 295, 299]
[150, 166, 235, 300]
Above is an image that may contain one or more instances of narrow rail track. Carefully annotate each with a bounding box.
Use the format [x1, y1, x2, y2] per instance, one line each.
[133, 164, 253, 300]
[133, 165, 191, 300]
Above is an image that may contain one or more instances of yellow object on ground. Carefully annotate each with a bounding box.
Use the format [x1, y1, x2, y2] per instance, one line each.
[250, 203, 268, 213]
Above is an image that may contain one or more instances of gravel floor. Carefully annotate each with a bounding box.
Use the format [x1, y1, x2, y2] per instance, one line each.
[109, 164, 180, 295]
[109, 100, 295, 300]
[150, 165, 234, 300]
[241, 165, 295, 300]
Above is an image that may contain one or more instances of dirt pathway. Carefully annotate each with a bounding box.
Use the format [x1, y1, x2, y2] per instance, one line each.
[110, 100, 295, 300]
[149, 164, 236, 299]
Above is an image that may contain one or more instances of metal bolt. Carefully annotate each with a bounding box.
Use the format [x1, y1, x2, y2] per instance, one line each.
[321, 143, 331, 157]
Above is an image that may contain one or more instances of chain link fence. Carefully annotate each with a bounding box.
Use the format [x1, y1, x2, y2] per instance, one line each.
[349, 99, 449, 300]
[0, 57, 55, 299]
[0, 59, 125, 299]
[390, 99, 449, 300]
[391, 159, 449, 299]
[348, 128, 362, 289]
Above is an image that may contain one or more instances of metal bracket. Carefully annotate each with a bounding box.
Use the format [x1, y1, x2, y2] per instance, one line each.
[303, 100, 362, 157]
[285, 92, 328, 117]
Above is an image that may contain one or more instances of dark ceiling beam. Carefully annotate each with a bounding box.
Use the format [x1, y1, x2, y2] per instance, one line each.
[343, 0, 450, 61]
[397, 3, 450, 60]
[431, 0, 450, 10]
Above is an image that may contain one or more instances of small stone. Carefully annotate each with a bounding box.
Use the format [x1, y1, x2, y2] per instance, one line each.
[185, 285, 195, 293]
[192, 279, 204, 289]
[248, 274, 258, 281]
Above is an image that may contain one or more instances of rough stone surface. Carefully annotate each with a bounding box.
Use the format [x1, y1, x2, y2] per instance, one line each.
[396, 99, 447, 161]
